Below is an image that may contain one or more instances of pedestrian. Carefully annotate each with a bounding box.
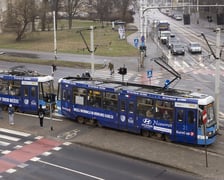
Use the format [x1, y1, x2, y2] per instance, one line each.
[38, 104, 45, 127]
[108, 62, 114, 75]
[8, 104, 15, 125]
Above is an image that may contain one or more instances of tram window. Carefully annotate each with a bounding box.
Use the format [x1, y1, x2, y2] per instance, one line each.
[188, 110, 195, 124]
[137, 97, 154, 117]
[24, 87, 29, 97]
[73, 87, 87, 105]
[31, 87, 36, 97]
[156, 100, 174, 121]
[103, 92, 118, 111]
[0, 80, 8, 95]
[129, 101, 134, 113]
[57, 84, 61, 101]
[121, 101, 125, 111]
[62, 89, 66, 100]
[88, 90, 102, 108]
[41, 81, 54, 95]
[177, 110, 184, 122]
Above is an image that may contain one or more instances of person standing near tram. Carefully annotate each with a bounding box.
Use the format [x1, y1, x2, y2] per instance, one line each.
[8, 104, 15, 125]
[38, 104, 45, 127]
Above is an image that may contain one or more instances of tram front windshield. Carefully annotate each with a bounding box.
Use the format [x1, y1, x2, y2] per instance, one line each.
[200, 103, 215, 127]
[39, 80, 54, 99]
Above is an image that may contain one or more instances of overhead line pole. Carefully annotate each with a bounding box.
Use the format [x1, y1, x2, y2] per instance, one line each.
[141, 4, 224, 130]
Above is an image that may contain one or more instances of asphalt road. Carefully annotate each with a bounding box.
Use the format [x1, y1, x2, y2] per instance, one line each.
[1, 139, 201, 180]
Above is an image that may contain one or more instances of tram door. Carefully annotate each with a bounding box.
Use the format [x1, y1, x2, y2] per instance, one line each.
[174, 108, 197, 144]
[60, 85, 72, 117]
[21, 85, 38, 112]
[118, 95, 137, 132]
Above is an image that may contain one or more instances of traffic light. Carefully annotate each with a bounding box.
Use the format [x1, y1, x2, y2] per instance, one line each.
[118, 67, 127, 75]
[139, 45, 146, 52]
[207, 16, 212, 23]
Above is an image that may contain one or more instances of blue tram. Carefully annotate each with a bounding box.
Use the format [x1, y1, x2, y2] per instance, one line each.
[57, 77, 217, 145]
[0, 66, 55, 113]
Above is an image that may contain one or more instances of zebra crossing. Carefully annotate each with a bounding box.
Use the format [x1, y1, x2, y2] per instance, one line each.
[94, 59, 224, 86]
[0, 128, 67, 176]
[0, 128, 31, 151]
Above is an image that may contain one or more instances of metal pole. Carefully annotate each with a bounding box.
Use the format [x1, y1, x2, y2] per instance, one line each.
[196, 0, 199, 24]
[90, 26, 95, 77]
[215, 28, 221, 130]
[140, 0, 143, 38]
[203, 124, 208, 167]
[50, 103, 53, 131]
[53, 11, 57, 60]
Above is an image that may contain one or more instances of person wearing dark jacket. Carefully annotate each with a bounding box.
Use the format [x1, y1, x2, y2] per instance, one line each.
[38, 104, 45, 127]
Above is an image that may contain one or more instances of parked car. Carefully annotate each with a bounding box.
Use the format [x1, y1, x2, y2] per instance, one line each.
[171, 43, 185, 55]
[188, 42, 202, 54]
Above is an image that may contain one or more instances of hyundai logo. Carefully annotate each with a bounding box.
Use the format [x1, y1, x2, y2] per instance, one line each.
[143, 118, 152, 125]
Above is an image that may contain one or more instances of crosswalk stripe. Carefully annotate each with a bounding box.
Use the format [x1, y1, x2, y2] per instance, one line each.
[0, 141, 10, 146]
[0, 128, 30, 137]
[0, 134, 20, 142]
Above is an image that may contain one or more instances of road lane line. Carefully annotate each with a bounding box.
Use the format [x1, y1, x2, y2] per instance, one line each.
[38, 160, 105, 180]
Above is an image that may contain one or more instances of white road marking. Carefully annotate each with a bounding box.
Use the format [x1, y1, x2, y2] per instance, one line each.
[0, 134, 20, 142]
[0, 128, 30, 137]
[6, 169, 17, 174]
[0, 141, 10, 146]
[38, 160, 105, 180]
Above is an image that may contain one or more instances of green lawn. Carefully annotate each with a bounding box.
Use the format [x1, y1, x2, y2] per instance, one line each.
[0, 20, 138, 57]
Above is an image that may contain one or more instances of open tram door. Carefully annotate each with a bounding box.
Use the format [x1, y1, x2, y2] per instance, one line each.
[174, 104, 197, 144]
[118, 93, 138, 133]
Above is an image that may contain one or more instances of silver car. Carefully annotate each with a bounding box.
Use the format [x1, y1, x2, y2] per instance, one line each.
[171, 43, 185, 55]
[188, 42, 202, 54]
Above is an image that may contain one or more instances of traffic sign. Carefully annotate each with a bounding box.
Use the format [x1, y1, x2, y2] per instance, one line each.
[134, 38, 139, 48]
[202, 110, 207, 124]
[141, 35, 145, 42]
[164, 79, 170, 88]
[147, 70, 152, 78]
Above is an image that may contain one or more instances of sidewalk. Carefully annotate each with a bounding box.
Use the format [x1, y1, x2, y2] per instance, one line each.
[0, 111, 224, 179]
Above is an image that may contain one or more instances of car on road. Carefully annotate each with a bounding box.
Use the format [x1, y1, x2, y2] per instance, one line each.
[166, 34, 177, 49]
[188, 42, 202, 54]
[171, 43, 185, 55]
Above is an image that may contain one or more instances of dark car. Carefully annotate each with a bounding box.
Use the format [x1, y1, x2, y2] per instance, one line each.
[171, 43, 185, 55]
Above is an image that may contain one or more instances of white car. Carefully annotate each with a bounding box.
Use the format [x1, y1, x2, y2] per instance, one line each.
[188, 42, 202, 54]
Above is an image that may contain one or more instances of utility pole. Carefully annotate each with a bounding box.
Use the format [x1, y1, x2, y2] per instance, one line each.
[52, 0, 57, 61]
[215, 28, 221, 130]
[90, 26, 95, 77]
[139, 0, 143, 38]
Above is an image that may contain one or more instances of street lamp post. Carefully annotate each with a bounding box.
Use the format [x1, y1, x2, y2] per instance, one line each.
[53, 10, 57, 60]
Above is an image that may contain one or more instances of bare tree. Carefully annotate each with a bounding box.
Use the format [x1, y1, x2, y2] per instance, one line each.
[40, 0, 50, 31]
[65, 0, 86, 30]
[94, 0, 114, 25]
[5, 0, 37, 41]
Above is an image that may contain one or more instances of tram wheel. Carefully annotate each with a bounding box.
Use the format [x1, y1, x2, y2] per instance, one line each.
[88, 119, 96, 126]
[165, 135, 171, 142]
[77, 117, 85, 124]
[141, 130, 150, 137]
[97, 121, 102, 128]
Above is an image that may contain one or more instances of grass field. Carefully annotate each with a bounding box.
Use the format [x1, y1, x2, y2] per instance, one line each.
[0, 20, 138, 57]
